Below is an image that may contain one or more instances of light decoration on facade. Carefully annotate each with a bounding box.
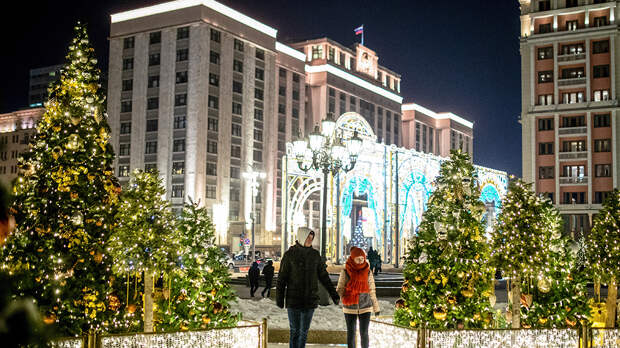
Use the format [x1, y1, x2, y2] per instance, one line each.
[110, 0, 278, 38]
[591, 328, 620, 347]
[276, 42, 306, 61]
[212, 203, 228, 245]
[305, 64, 403, 103]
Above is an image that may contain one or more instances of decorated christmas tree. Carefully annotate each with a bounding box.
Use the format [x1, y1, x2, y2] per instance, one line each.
[0, 24, 126, 336]
[106, 170, 179, 332]
[490, 179, 558, 328]
[157, 200, 239, 331]
[586, 188, 620, 328]
[395, 150, 494, 329]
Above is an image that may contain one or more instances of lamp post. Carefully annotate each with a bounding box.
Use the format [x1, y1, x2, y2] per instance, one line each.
[243, 168, 266, 263]
[291, 113, 363, 259]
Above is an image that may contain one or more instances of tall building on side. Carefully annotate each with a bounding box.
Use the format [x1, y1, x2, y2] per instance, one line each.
[518, 0, 619, 236]
[401, 102, 474, 157]
[0, 108, 44, 187]
[29, 65, 63, 107]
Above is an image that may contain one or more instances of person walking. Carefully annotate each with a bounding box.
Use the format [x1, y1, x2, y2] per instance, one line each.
[261, 260, 275, 298]
[277, 227, 340, 348]
[336, 247, 380, 348]
[248, 261, 260, 297]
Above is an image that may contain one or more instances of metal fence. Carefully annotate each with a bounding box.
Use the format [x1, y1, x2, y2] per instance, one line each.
[591, 329, 620, 348]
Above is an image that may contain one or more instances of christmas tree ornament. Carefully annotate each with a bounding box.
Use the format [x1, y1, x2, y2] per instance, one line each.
[127, 304, 137, 314]
[65, 134, 80, 150]
[70, 115, 81, 125]
[433, 308, 447, 321]
[537, 277, 551, 293]
[108, 294, 121, 311]
[461, 288, 474, 298]
[43, 313, 57, 325]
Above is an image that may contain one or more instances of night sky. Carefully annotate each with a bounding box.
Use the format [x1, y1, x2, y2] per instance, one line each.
[0, 1, 523, 175]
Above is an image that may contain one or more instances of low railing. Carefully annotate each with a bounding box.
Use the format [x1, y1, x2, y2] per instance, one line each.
[559, 151, 588, 160]
[426, 328, 578, 348]
[558, 126, 587, 136]
[50, 337, 84, 348]
[591, 328, 620, 348]
[558, 53, 586, 62]
[369, 317, 419, 348]
[559, 176, 588, 185]
[558, 77, 587, 86]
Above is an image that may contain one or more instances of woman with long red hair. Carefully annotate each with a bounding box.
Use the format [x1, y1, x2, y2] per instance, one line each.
[336, 247, 380, 348]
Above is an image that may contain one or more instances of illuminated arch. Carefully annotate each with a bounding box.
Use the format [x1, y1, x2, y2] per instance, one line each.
[340, 176, 381, 242]
[336, 112, 377, 141]
[399, 170, 433, 238]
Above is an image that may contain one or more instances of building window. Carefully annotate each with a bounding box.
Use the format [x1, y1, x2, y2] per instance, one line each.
[121, 100, 132, 113]
[230, 167, 240, 179]
[175, 71, 188, 84]
[593, 40, 610, 54]
[207, 140, 218, 154]
[148, 75, 160, 88]
[173, 139, 185, 152]
[562, 92, 584, 104]
[233, 60, 243, 73]
[278, 118, 285, 133]
[594, 114, 610, 128]
[210, 51, 220, 64]
[561, 67, 585, 79]
[563, 192, 586, 204]
[561, 115, 585, 128]
[566, 20, 578, 31]
[539, 0, 550, 11]
[538, 23, 552, 34]
[539, 166, 554, 179]
[176, 48, 189, 62]
[538, 142, 554, 155]
[562, 165, 585, 178]
[538, 71, 553, 83]
[562, 140, 586, 152]
[210, 29, 220, 42]
[279, 86, 286, 96]
[209, 73, 219, 86]
[538, 118, 554, 131]
[593, 90, 610, 102]
[120, 122, 131, 134]
[147, 97, 159, 110]
[231, 123, 242, 137]
[561, 43, 584, 55]
[311, 45, 323, 59]
[278, 103, 285, 114]
[233, 81, 243, 94]
[254, 129, 263, 142]
[593, 65, 610, 78]
[231, 145, 241, 158]
[171, 185, 184, 198]
[538, 94, 553, 105]
[149, 31, 161, 44]
[595, 191, 611, 204]
[595, 164, 612, 177]
[118, 165, 130, 177]
[537, 46, 553, 60]
[208, 118, 218, 131]
[230, 187, 240, 202]
[254, 68, 265, 81]
[172, 161, 185, 175]
[206, 162, 217, 176]
[593, 16, 609, 27]
[145, 141, 157, 154]
[149, 53, 160, 66]
[594, 139, 611, 152]
[253, 150, 262, 162]
[232, 102, 242, 115]
[174, 116, 186, 129]
[206, 185, 216, 199]
[175, 94, 187, 106]
[256, 48, 265, 60]
[255, 108, 263, 121]
[123, 37, 135, 49]
[119, 143, 130, 156]
[254, 88, 263, 100]
[177, 26, 189, 40]
[279, 68, 287, 78]
[328, 47, 335, 61]
[208, 95, 218, 109]
[122, 79, 133, 91]
[146, 119, 158, 132]
[234, 38, 244, 52]
[122, 58, 134, 70]
[292, 107, 299, 119]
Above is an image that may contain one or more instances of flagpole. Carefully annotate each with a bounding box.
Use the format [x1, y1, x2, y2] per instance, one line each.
[362, 25, 364, 46]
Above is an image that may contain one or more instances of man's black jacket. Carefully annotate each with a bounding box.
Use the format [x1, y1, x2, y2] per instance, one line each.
[262, 264, 275, 282]
[276, 242, 339, 309]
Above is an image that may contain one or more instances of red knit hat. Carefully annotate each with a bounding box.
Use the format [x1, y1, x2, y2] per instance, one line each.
[350, 247, 366, 259]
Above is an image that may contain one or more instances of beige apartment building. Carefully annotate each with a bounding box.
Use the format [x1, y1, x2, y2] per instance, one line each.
[518, 0, 619, 236]
[401, 102, 474, 157]
[0, 108, 43, 188]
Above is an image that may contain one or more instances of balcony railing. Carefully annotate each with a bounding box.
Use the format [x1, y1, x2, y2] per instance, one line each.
[558, 53, 586, 62]
[558, 77, 586, 86]
[559, 176, 588, 185]
[559, 151, 588, 160]
[558, 126, 587, 136]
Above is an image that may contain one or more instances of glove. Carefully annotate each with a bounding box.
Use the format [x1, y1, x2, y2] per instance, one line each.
[332, 294, 340, 306]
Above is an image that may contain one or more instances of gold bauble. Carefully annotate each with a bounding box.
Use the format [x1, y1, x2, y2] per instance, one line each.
[127, 304, 137, 314]
[537, 277, 551, 293]
[93, 252, 103, 264]
[461, 289, 474, 298]
[433, 309, 447, 321]
[202, 315, 211, 324]
[70, 115, 81, 125]
[52, 146, 63, 160]
[108, 294, 121, 311]
[395, 298, 406, 309]
[43, 313, 57, 325]
[434, 278, 441, 285]
[65, 134, 80, 150]
[414, 276, 422, 282]
[565, 318, 576, 327]
[70, 192, 78, 200]
[196, 256, 205, 265]
[211, 289, 216, 296]
[409, 320, 416, 327]
[473, 313, 481, 321]
[457, 271, 464, 278]
[447, 296, 456, 305]
[538, 317, 548, 325]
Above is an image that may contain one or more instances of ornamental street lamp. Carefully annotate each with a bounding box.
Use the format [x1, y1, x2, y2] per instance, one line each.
[243, 168, 266, 262]
[291, 113, 363, 258]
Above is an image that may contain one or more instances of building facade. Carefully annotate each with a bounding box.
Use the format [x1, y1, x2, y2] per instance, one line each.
[518, 0, 619, 236]
[401, 102, 474, 157]
[29, 65, 63, 107]
[0, 108, 44, 187]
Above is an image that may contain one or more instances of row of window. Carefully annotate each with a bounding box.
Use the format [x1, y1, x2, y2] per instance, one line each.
[539, 164, 611, 179]
[538, 139, 611, 154]
[537, 90, 610, 105]
[537, 40, 608, 60]
[123, 27, 190, 50]
[0, 133, 31, 145]
[537, 15, 608, 34]
[538, 114, 610, 130]
[537, 65, 609, 83]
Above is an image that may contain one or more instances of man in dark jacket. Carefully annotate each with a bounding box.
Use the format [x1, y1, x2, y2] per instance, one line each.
[261, 260, 275, 297]
[277, 227, 339, 348]
[248, 262, 260, 297]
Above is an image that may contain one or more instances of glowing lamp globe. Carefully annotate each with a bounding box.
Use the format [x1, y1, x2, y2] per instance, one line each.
[308, 126, 325, 151]
[321, 113, 337, 137]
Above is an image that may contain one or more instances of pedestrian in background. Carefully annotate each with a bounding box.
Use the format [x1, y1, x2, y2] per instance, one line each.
[336, 247, 379, 348]
[261, 260, 275, 298]
[277, 227, 340, 348]
[248, 261, 260, 297]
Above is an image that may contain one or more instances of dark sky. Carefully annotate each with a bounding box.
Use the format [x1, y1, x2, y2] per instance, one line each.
[0, 0, 522, 175]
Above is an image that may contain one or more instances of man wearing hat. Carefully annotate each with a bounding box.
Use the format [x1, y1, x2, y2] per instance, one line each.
[277, 227, 340, 348]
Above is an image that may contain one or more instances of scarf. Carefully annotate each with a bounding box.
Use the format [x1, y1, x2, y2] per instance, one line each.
[342, 253, 370, 306]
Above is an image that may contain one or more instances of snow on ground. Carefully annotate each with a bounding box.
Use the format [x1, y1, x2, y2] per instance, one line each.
[230, 298, 395, 331]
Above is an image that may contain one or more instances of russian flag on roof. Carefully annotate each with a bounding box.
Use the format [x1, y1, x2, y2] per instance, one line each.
[354, 25, 364, 35]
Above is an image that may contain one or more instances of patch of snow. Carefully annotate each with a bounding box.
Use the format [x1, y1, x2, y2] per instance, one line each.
[230, 298, 395, 331]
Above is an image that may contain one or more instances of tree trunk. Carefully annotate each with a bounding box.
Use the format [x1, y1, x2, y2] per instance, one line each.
[511, 276, 521, 329]
[144, 270, 154, 332]
[606, 277, 617, 328]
